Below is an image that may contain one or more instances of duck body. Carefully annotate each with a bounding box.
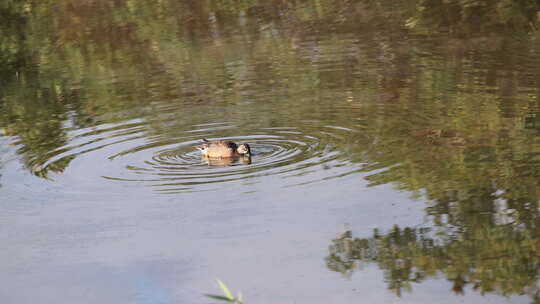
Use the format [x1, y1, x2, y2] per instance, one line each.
[197, 139, 251, 158]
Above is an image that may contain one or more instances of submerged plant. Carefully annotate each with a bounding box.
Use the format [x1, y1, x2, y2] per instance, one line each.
[205, 280, 244, 304]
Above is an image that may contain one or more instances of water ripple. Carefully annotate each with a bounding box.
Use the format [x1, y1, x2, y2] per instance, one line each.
[33, 120, 364, 193]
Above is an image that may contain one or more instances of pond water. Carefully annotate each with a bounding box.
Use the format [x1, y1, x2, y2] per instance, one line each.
[1, 1, 540, 303]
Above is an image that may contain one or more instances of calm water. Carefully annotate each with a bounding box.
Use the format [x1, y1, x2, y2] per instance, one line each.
[1, 1, 540, 303]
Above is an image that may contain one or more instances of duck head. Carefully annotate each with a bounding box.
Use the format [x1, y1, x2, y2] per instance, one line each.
[236, 143, 251, 156]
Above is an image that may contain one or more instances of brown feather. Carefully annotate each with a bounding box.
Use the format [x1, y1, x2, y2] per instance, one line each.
[198, 140, 240, 158]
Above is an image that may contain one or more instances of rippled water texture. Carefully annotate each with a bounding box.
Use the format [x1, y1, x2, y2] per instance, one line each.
[2, 1, 540, 304]
[35, 118, 365, 193]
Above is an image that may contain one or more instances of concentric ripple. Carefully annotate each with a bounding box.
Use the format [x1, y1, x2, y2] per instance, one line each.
[31, 120, 366, 193]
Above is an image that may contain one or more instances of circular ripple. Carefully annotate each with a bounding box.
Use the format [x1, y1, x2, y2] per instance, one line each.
[32, 121, 365, 193]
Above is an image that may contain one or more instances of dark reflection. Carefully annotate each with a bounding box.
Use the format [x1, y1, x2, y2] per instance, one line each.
[203, 156, 251, 167]
[326, 213, 540, 301]
[0, 0, 540, 186]
[406, 0, 540, 33]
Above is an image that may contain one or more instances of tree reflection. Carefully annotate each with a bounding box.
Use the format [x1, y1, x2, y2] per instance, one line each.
[0, 0, 540, 178]
[405, 0, 540, 33]
[326, 213, 540, 300]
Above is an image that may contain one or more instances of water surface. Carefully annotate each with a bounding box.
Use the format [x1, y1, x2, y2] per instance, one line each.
[1, 1, 539, 303]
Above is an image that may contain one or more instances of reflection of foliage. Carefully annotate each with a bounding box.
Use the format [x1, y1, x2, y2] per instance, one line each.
[0, 1, 29, 93]
[405, 0, 540, 32]
[326, 224, 540, 300]
[1, 0, 540, 179]
[0, 85, 73, 178]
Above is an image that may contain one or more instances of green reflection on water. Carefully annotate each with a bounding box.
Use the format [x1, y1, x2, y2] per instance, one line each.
[326, 222, 539, 301]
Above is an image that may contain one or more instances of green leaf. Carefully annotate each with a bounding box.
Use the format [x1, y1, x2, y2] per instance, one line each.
[216, 279, 234, 300]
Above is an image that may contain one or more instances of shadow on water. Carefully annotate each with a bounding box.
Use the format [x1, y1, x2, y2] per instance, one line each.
[1, 0, 540, 302]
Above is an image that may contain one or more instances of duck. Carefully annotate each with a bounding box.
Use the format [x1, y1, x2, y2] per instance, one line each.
[197, 139, 251, 158]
